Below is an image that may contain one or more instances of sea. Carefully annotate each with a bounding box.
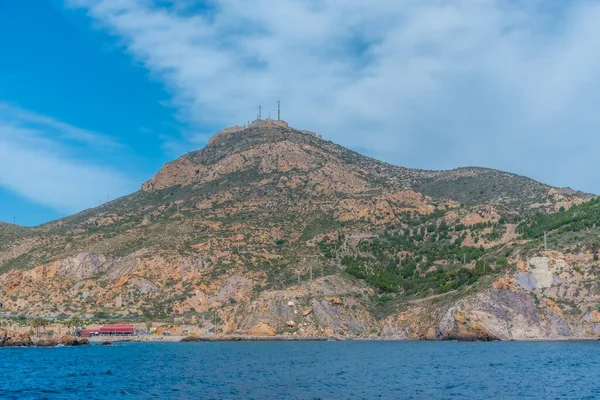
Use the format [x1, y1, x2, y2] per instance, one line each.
[1, 341, 599, 399]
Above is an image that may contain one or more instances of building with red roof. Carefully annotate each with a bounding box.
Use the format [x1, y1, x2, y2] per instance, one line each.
[98, 324, 135, 336]
[79, 328, 99, 338]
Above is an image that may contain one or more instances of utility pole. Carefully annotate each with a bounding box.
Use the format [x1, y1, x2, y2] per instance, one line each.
[297, 254, 320, 283]
[303, 257, 313, 281]
[463, 253, 466, 264]
[544, 231, 548, 252]
[213, 309, 217, 336]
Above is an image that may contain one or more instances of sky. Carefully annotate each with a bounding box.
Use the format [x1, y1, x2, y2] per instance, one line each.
[1, 0, 600, 226]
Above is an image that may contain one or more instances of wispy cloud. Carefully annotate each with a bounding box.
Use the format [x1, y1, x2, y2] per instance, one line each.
[0, 103, 135, 213]
[0, 102, 121, 149]
[67, 0, 600, 193]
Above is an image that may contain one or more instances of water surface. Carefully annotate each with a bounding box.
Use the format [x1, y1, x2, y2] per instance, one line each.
[1, 341, 599, 399]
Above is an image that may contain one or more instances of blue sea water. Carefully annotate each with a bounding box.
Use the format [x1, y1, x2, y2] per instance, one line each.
[1, 341, 600, 399]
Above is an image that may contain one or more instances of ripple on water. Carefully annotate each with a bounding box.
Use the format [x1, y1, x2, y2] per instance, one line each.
[1, 341, 600, 399]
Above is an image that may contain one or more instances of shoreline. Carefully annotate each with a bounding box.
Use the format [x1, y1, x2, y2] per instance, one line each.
[87, 335, 600, 343]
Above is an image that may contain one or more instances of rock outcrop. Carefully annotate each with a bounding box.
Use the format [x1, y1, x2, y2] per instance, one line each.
[0, 329, 33, 347]
[35, 336, 90, 347]
[0, 329, 89, 347]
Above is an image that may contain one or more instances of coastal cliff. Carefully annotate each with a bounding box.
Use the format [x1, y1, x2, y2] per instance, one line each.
[0, 121, 596, 340]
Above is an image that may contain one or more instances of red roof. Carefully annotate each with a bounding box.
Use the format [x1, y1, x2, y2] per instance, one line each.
[99, 324, 135, 334]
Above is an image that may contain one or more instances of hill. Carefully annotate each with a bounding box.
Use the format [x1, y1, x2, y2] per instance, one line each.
[0, 119, 596, 340]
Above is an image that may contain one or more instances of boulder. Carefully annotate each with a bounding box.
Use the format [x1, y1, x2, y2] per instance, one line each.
[301, 308, 313, 317]
[57, 336, 89, 346]
[325, 296, 343, 305]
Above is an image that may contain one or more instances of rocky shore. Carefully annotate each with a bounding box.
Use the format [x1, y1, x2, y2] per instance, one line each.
[180, 335, 330, 342]
[35, 336, 90, 347]
[0, 329, 89, 348]
[0, 329, 33, 347]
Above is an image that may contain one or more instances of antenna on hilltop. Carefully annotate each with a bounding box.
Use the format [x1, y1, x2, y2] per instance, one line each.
[258, 105, 262, 120]
[278, 100, 281, 121]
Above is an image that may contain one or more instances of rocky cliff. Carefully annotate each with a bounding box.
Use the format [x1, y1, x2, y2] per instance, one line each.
[0, 329, 33, 347]
[0, 330, 89, 347]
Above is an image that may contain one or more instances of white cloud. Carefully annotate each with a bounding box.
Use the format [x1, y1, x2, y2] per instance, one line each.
[0, 103, 121, 149]
[67, 0, 600, 193]
[0, 103, 135, 212]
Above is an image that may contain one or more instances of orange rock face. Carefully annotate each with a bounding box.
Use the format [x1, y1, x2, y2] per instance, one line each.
[0, 329, 33, 347]
[493, 276, 515, 290]
[249, 322, 276, 336]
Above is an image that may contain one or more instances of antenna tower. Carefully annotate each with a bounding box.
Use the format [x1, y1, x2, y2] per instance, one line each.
[278, 100, 281, 121]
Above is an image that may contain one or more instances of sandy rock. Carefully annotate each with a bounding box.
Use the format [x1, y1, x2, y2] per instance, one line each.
[325, 296, 343, 305]
[493, 276, 515, 290]
[0, 329, 33, 347]
[301, 308, 313, 317]
[249, 323, 276, 336]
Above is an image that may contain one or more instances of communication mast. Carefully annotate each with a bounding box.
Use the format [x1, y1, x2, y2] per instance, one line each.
[278, 100, 281, 121]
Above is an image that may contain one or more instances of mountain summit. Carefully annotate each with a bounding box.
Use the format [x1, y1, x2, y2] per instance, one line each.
[0, 121, 595, 340]
[143, 119, 560, 206]
[143, 119, 419, 194]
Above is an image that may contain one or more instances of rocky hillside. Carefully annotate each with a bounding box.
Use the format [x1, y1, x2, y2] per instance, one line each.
[0, 119, 596, 340]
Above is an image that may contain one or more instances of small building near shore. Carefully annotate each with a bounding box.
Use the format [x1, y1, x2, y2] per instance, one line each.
[79, 328, 100, 338]
[98, 324, 135, 336]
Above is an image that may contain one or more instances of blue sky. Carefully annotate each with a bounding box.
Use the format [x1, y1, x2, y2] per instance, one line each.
[2, 0, 600, 226]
